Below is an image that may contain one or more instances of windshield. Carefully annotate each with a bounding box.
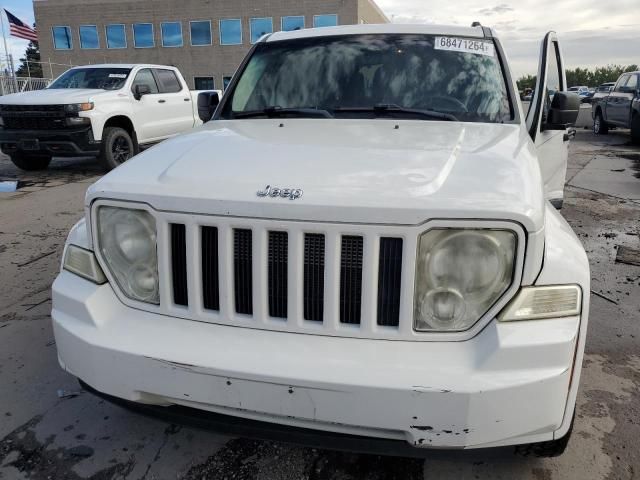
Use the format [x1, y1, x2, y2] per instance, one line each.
[220, 34, 512, 123]
[48, 68, 132, 90]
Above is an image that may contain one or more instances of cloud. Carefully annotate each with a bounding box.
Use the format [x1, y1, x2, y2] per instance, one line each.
[477, 4, 514, 15]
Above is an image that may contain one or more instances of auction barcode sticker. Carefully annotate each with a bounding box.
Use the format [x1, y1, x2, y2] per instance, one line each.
[434, 37, 495, 57]
[108, 74, 127, 78]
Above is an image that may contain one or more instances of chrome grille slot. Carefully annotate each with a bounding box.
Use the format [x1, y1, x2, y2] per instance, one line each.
[202, 226, 220, 311]
[303, 233, 325, 322]
[340, 235, 364, 325]
[170, 224, 188, 307]
[377, 238, 403, 327]
[268, 231, 288, 319]
[233, 229, 253, 315]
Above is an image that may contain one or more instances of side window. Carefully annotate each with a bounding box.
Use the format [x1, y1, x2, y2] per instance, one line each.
[131, 69, 159, 94]
[155, 69, 183, 93]
[624, 74, 637, 92]
[614, 75, 628, 93]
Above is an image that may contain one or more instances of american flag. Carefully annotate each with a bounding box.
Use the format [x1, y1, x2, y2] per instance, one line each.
[4, 9, 38, 42]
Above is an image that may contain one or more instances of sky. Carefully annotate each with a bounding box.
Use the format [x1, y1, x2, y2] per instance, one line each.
[1, 0, 639, 78]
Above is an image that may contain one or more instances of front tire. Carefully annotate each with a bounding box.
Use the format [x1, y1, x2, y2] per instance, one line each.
[99, 127, 136, 171]
[593, 111, 608, 135]
[9, 153, 52, 171]
[631, 114, 640, 145]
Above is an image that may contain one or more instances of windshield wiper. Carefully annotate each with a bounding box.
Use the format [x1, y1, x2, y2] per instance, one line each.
[333, 104, 458, 122]
[233, 106, 334, 119]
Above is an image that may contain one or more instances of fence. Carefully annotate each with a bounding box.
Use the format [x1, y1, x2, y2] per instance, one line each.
[0, 75, 50, 95]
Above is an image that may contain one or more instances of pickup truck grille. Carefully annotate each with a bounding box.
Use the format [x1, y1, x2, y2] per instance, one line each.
[0, 104, 68, 130]
[162, 218, 413, 339]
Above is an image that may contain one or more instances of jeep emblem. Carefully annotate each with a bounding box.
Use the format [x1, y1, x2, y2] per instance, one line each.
[257, 185, 303, 201]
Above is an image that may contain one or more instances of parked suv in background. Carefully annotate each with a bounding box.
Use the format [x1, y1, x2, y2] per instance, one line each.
[592, 71, 640, 143]
[52, 24, 586, 457]
[0, 64, 219, 171]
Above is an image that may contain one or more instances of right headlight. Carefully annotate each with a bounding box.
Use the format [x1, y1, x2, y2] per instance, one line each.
[96, 206, 159, 304]
[414, 229, 516, 332]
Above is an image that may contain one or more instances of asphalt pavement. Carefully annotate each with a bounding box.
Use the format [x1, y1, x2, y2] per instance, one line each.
[0, 130, 639, 480]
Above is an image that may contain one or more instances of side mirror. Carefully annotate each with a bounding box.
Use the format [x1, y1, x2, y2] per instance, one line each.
[543, 92, 580, 131]
[197, 91, 220, 123]
[134, 84, 151, 101]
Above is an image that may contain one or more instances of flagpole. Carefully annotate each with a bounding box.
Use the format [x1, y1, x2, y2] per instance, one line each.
[0, 7, 17, 91]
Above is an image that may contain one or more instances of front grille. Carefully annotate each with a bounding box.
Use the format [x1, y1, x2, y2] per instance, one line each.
[164, 220, 415, 339]
[1, 104, 68, 130]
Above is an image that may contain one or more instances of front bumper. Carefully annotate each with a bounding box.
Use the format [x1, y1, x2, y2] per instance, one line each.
[0, 126, 100, 157]
[52, 269, 582, 451]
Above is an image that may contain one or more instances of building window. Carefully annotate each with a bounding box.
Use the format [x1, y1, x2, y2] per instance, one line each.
[281, 16, 304, 31]
[52, 26, 72, 50]
[313, 14, 338, 28]
[194, 76, 214, 90]
[106, 24, 126, 49]
[133, 23, 154, 48]
[223, 76, 232, 90]
[220, 19, 242, 45]
[79, 25, 99, 49]
[250, 18, 273, 43]
[190, 20, 212, 46]
[161, 22, 183, 47]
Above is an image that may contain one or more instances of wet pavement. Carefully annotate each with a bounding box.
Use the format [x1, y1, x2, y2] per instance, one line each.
[0, 130, 639, 480]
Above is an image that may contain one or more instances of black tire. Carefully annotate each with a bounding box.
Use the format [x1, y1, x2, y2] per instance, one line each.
[631, 114, 640, 145]
[9, 153, 52, 171]
[593, 110, 608, 135]
[515, 413, 574, 458]
[99, 127, 136, 171]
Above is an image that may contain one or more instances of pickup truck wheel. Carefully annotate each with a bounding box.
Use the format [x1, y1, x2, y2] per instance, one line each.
[9, 153, 52, 171]
[100, 127, 135, 171]
[631, 115, 640, 145]
[593, 111, 608, 135]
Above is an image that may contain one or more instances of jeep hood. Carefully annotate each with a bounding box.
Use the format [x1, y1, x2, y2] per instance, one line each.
[87, 119, 545, 231]
[0, 88, 106, 105]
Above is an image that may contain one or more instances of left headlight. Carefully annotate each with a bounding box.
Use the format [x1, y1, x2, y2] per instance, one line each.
[96, 206, 159, 304]
[414, 229, 516, 332]
[64, 102, 94, 113]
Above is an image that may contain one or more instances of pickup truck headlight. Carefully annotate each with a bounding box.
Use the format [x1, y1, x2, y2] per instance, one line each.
[96, 206, 159, 304]
[414, 229, 516, 332]
[64, 102, 94, 113]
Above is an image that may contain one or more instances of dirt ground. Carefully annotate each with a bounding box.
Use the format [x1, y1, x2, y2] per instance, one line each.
[0, 129, 639, 480]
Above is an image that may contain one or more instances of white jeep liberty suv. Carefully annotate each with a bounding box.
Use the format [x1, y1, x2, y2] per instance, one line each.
[52, 24, 587, 457]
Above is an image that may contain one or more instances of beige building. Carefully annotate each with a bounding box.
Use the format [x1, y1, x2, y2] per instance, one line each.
[33, 0, 389, 89]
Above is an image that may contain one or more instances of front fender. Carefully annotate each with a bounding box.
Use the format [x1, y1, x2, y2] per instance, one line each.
[537, 204, 590, 439]
[60, 217, 92, 272]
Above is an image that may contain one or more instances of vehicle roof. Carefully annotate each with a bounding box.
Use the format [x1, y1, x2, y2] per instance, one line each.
[69, 64, 176, 70]
[266, 24, 488, 42]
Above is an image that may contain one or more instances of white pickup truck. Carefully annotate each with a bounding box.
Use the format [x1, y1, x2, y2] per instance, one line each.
[53, 24, 587, 457]
[0, 64, 220, 170]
